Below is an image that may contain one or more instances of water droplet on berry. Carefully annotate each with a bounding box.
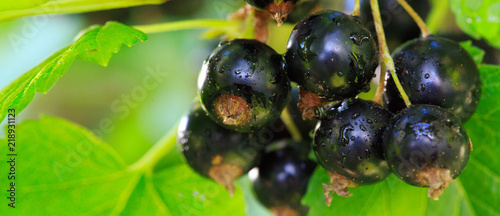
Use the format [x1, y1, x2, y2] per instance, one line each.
[339, 123, 355, 146]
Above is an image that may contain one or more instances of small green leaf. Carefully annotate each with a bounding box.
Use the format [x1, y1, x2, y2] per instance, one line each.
[75, 22, 148, 67]
[459, 41, 485, 65]
[0, 116, 246, 215]
[0, 21, 147, 122]
[450, 0, 500, 48]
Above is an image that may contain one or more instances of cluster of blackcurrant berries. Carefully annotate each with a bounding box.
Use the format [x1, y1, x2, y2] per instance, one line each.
[177, 2, 481, 215]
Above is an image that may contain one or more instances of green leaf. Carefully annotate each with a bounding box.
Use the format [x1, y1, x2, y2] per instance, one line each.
[461, 64, 500, 216]
[303, 167, 474, 216]
[450, 0, 500, 48]
[459, 41, 485, 65]
[0, 0, 167, 22]
[153, 165, 246, 216]
[0, 115, 136, 214]
[0, 116, 246, 215]
[236, 177, 273, 216]
[303, 167, 432, 216]
[0, 21, 147, 123]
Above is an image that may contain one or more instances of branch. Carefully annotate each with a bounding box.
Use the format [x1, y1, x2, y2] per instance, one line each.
[370, 0, 412, 107]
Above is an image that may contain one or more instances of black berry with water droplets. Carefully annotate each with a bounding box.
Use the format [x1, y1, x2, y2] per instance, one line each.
[383, 104, 470, 200]
[383, 35, 481, 122]
[252, 140, 316, 215]
[285, 10, 378, 101]
[313, 99, 391, 205]
[178, 104, 263, 196]
[198, 39, 291, 133]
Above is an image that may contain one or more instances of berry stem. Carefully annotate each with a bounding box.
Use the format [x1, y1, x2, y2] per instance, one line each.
[0, 0, 166, 22]
[134, 19, 241, 34]
[352, 0, 361, 16]
[128, 125, 177, 172]
[372, 63, 387, 104]
[370, 0, 412, 107]
[280, 108, 303, 142]
[396, 0, 431, 38]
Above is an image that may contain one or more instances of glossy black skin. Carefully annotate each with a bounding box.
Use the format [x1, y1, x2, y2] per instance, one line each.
[383, 35, 481, 122]
[383, 104, 470, 187]
[198, 39, 291, 132]
[359, 0, 430, 51]
[245, 0, 298, 10]
[286, 0, 319, 24]
[285, 10, 378, 100]
[177, 104, 262, 179]
[288, 86, 318, 139]
[313, 99, 392, 184]
[253, 141, 316, 213]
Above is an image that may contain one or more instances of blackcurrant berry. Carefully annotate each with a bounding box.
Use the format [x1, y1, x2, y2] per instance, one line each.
[383, 104, 471, 200]
[198, 39, 291, 132]
[245, 0, 298, 24]
[359, 0, 430, 51]
[383, 35, 481, 122]
[252, 140, 316, 215]
[285, 10, 378, 101]
[285, 0, 319, 24]
[178, 104, 263, 196]
[313, 99, 391, 205]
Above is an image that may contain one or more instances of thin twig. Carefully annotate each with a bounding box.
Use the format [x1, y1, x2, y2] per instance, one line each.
[280, 108, 303, 142]
[372, 63, 387, 104]
[370, 0, 412, 107]
[352, 0, 361, 16]
[396, 0, 431, 37]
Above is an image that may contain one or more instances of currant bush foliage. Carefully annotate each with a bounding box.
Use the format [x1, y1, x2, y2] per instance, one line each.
[0, 22, 147, 123]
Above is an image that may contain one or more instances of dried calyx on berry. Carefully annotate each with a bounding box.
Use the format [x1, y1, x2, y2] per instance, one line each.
[177, 104, 264, 196]
[245, 0, 298, 25]
[285, 10, 378, 120]
[198, 39, 291, 132]
[313, 98, 392, 206]
[288, 86, 319, 139]
[383, 104, 471, 200]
